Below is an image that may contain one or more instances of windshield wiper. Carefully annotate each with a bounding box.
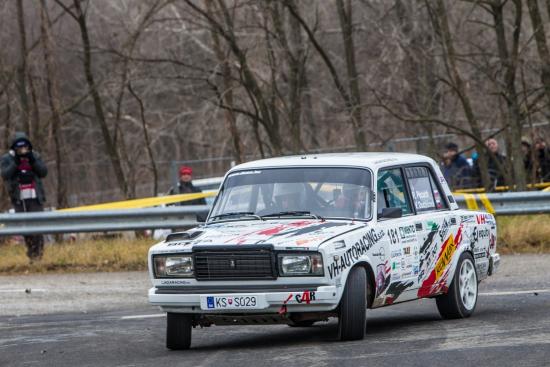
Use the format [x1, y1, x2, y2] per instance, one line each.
[260, 211, 324, 220]
[209, 212, 263, 221]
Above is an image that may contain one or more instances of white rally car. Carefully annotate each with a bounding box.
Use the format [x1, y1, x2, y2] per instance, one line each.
[148, 153, 500, 349]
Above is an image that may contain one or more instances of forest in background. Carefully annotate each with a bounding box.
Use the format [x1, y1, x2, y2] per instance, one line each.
[1, 0, 549, 209]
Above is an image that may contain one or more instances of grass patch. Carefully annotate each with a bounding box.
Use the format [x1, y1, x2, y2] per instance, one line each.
[1, 215, 549, 275]
[0, 237, 153, 275]
[496, 214, 550, 254]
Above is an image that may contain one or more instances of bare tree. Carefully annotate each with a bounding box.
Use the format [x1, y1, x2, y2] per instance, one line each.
[40, 0, 68, 208]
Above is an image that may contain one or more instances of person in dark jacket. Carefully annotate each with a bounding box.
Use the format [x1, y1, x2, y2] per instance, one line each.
[169, 166, 206, 206]
[0, 132, 48, 261]
[473, 138, 506, 190]
[534, 137, 550, 182]
[440, 142, 472, 189]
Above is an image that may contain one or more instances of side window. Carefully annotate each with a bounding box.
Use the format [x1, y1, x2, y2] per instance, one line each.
[377, 168, 412, 216]
[405, 166, 448, 212]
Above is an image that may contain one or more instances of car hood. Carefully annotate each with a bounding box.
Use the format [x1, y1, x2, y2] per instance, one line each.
[151, 219, 366, 252]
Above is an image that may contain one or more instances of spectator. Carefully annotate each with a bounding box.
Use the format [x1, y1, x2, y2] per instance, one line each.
[0, 132, 48, 262]
[534, 137, 550, 182]
[521, 138, 533, 179]
[169, 166, 206, 205]
[440, 142, 472, 189]
[473, 138, 506, 189]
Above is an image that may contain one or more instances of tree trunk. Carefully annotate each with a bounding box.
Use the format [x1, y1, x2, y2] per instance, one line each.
[526, 0, 550, 108]
[40, 0, 68, 209]
[427, 0, 491, 189]
[206, 0, 244, 163]
[491, 1, 526, 191]
[336, 0, 366, 151]
[71, 0, 129, 198]
[15, 0, 30, 134]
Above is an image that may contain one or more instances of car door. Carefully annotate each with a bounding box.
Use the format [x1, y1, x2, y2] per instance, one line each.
[402, 165, 455, 298]
[374, 167, 421, 305]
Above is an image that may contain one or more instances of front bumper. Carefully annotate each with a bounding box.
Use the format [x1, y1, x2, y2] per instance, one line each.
[488, 253, 500, 275]
[149, 285, 340, 314]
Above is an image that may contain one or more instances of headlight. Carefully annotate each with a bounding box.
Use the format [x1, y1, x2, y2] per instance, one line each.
[278, 253, 323, 276]
[153, 255, 194, 278]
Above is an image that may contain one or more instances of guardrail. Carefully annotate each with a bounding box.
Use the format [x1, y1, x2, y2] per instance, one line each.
[0, 206, 210, 236]
[454, 191, 550, 215]
[1, 191, 549, 236]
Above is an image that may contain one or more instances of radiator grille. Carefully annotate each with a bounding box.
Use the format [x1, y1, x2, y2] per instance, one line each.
[194, 249, 276, 280]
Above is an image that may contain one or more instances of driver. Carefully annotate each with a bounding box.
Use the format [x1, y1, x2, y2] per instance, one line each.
[272, 183, 305, 211]
[335, 184, 366, 217]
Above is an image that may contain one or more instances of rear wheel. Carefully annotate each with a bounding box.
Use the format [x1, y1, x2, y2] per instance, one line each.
[166, 313, 192, 350]
[338, 266, 367, 341]
[436, 252, 478, 319]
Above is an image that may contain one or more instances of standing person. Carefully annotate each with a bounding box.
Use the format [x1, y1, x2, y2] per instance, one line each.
[0, 132, 48, 262]
[439, 142, 472, 189]
[534, 137, 550, 182]
[473, 138, 506, 190]
[520, 138, 534, 181]
[169, 166, 206, 205]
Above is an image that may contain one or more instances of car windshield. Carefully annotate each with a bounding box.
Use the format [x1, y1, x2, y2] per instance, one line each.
[208, 167, 372, 221]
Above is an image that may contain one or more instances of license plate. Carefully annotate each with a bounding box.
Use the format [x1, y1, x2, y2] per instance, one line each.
[200, 295, 266, 310]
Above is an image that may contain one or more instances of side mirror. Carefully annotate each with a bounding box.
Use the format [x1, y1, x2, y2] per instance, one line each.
[379, 207, 402, 219]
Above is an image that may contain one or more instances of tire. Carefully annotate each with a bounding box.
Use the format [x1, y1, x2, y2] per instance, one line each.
[288, 320, 316, 327]
[338, 266, 367, 341]
[436, 252, 478, 319]
[166, 313, 192, 350]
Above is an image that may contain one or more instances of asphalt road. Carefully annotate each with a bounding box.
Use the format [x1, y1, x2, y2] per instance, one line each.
[1, 254, 549, 367]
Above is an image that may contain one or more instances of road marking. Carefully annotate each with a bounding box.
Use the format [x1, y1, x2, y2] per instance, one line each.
[120, 314, 165, 320]
[480, 289, 550, 296]
[0, 289, 46, 293]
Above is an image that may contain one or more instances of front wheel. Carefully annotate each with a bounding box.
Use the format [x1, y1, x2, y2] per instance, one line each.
[338, 266, 367, 341]
[436, 252, 478, 319]
[166, 313, 192, 350]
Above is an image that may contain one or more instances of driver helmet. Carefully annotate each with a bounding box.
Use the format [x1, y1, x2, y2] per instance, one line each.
[273, 183, 304, 209]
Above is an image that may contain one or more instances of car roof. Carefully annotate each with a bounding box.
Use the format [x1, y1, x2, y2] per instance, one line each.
[229, 152, 435, 172]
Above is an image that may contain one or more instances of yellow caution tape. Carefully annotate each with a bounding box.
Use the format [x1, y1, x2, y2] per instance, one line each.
[478, 193, 495, 214]
[59, 191, 217, 212]
[462, 193, 479, 210]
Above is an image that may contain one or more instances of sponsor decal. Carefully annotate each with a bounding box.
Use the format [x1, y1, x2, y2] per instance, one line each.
[460, 215, 475, 224]
[438, 219, 450, 242]
[295, 291, 316, 304]
[228, 170, 262, 177]
[474, 252, 485, 259]
[391, 249, 402, 258]
[403, 246, 411, 256]
[399, 224, 416, 239]
[384, 280, 414, 305]
[373, 247, 386, 260]
[375, 261, 391, 297]
[434, 234, 456, 280]
[478, 228, 490, 239]
[418, 226, 463, 298]
[160, 280, 191, 285]
[326, 229, 385, 279]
